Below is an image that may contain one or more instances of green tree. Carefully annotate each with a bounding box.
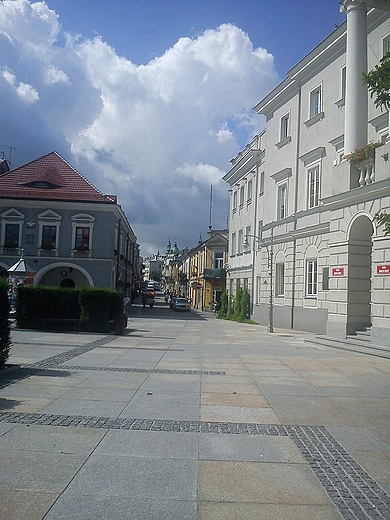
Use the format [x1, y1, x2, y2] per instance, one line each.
[363, 47, 390, 235]
[217, 292, 228, 318]
[233, 284, 243, 321]
[363, 51, 390, 111]
[225, 292, 234, 320]
[374, 211, 390, 236]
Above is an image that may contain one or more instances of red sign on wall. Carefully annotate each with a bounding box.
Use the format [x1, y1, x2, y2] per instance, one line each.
[377, 264, 390, 274]
[332, 267, 345, 276]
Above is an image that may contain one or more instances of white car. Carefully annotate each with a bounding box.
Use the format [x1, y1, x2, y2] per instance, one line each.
[173, 298, 190, 312]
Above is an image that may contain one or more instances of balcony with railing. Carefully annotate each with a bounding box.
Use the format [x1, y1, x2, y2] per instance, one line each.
[204, 268, 226, 280]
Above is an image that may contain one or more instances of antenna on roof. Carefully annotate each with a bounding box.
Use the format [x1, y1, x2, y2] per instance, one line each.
[208, 185, 213, 230]
[0, 143, 16, 166]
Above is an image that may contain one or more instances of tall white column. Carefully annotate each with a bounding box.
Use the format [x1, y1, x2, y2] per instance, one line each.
[341, 0, 368, 156]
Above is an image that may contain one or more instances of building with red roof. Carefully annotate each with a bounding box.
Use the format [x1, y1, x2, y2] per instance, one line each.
[0, 151, 140, 297]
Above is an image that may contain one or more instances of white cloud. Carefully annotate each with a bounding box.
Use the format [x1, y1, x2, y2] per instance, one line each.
[0, 1, 279, 255]
[1, 66, 39, 103]
[176, 163, 225, 185]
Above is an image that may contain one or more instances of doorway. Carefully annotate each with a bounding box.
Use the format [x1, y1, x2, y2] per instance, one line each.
[347, 215, 373, 335]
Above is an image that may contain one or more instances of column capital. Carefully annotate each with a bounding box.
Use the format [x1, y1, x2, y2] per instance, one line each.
[340, 0, 368, 14]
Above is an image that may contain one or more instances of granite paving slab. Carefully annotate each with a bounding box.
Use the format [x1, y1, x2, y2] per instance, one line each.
[93, 429, 199, 459]
[43, 495, 198, 520]
[64, 455, 199, 500]
[0, 489, 59, 520]
[198, 460, 332, 505]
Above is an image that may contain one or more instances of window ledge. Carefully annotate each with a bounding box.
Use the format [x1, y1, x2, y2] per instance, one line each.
[304, 112, 325, 128]
[275, 136, 292, 149]
[335, 97, 345, 109]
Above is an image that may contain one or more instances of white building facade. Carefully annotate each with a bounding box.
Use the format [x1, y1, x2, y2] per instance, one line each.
[224, 1, 390, 346]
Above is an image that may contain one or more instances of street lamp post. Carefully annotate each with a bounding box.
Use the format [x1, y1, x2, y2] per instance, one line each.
[243, 229, 274, 333]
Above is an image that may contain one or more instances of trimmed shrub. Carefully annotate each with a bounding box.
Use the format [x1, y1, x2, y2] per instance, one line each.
[0, 278, 11, 369]
[79, 288, 122, 333]
[16, 286, 80, 329]
[15, 286, 122, 333]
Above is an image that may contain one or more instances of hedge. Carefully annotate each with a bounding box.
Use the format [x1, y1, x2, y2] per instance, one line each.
[15, 286, 122, 333]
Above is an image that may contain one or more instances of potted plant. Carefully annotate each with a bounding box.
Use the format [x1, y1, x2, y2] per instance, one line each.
[344, 141, 382, 166]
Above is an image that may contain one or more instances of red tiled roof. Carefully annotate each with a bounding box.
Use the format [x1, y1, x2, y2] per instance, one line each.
[0, 151, 117, 203]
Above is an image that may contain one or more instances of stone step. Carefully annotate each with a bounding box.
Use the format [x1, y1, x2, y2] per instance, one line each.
[347, 331, 371, 342]
[306, 335, 390, 359]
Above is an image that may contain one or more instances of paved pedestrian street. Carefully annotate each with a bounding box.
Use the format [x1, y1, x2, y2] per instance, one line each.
[1, 300, 390, 519]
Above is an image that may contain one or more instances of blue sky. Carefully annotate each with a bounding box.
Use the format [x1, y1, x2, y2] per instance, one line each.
[0, 0, 346, 256]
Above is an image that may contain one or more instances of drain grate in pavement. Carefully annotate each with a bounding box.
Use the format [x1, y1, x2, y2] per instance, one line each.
[0, 412, 389, 518]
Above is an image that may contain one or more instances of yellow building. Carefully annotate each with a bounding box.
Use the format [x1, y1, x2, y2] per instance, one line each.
[179, 230, 228, 312]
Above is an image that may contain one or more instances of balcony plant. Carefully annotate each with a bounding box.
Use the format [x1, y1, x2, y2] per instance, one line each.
[344, 141, 382, 166]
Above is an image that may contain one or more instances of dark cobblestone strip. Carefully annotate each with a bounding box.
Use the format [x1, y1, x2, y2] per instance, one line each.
[286, 425, 390, 520]
[53, 365, 226, 376]
[0, 412, 288, 436]
[27, 336, 117, 369]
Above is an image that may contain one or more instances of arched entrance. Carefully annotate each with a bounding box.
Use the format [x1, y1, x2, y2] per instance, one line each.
[35, 263, 93, 289]
[347, 214, 374, 335]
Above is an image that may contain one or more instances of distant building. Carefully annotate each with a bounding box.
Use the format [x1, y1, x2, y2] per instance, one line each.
[224, 2, 390, 345]
[180, 229, 229, 311]
[0, 151, 141, 298]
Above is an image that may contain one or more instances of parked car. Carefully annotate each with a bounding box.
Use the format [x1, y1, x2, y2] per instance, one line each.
[173, 297, 190, 312]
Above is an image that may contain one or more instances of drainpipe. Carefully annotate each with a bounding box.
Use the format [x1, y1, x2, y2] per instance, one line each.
[250, 151, 260, 316]
[291, 81, 302, 330]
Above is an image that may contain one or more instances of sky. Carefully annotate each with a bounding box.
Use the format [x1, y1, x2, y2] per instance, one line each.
[0, 0, 346, 257]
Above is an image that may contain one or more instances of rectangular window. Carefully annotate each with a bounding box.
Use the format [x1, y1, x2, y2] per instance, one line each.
[323, 267, 330, 291]
[237, 229, 243, 254]
[278, 184, 287, 220]
[383, 34, 390, 57]
[239, 186, 245, 207]
[231, 232, 236, 256]
[310, 86, 322, 117]
[256, 275, 261, 304]
[306, 260, 318, 296]
[41, 225, 57, 250]
[257, 220, 263, 250]
[276, 263, 285, 296]
[233, 191, 238, 211]
[308, 166, 320, 208]
[280, 113, 289, 140]
[4, 224, 19, 248]
[341, 66, 346, 100]
[75, 227, 90, 251]
[259, 171, 265, 196]
[214, 252, 224, 269]
[247, 179, 253, 201]
[245, 225, 251, 250]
